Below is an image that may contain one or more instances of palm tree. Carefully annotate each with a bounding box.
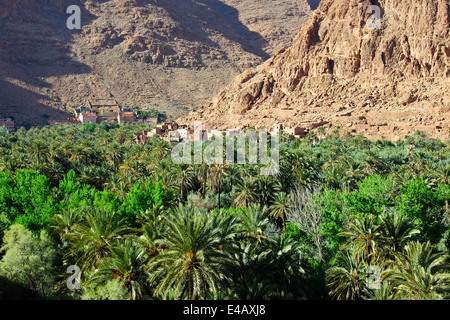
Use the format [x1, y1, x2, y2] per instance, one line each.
[326, 248, 366, 300]
[79, 140, 94, 164]
[151, 139, 171, 161]
[50, 207, 82, 241]
[93, 239, 149, 300]
[136, 205, 168, 257]
[106, 143, 125, 172]
[169, 164, 195, 200]
[378, 210, 420, 255]
[69, 144, 84, 163]
[207, 163, 228, 195]
[64, 207, 131, 272]
[147, 205, 236, 300]
[254, 175, 280, 207]
[29, 139, 49, 165]
[340, 214, 384, 266]
[236, 204, 269, 243]
[230, 241, 277, 300]
[194, 163, 209, 197]
[269, 192, 289, 230]
[119, 161, 135, 181]
[44, 160, 65, 186]
[225, 164, 242, 191]
[233, 177, 258, 207]
[364, 280, 395, 300]
[383, 241, 450, 300]
[342, 157, 365, 190]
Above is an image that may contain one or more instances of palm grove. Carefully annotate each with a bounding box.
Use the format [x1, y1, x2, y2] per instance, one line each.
[0, 122, 449, 300]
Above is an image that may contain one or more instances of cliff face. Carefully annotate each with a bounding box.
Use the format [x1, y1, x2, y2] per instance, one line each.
[0, 0, 313, 126]
[180, 0, 450, 141]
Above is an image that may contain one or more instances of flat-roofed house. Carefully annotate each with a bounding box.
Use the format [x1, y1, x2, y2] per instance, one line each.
[117, 111, 135, 124]
[169, 129, 190, 142]
[80, 112, 98, 123]
[0, 118, 14, 131]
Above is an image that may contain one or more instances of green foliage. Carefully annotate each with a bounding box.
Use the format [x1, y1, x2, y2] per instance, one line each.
[147, 205, 238, 300]
[119, 181, 172, 227]
[397, 178, 447, 244]
[0, 224, 59, 297]
[81, 278, 130, 300]
[0, 170, 55, 233]
[344, 175, 398, 217]
[0, 123, 449, 300]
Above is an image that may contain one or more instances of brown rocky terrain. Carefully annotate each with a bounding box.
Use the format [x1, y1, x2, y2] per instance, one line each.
[0, 0, 313, 126]
[179, 0, 450, 141]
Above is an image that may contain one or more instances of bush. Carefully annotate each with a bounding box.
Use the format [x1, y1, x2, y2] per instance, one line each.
[0, 224, 59, 297]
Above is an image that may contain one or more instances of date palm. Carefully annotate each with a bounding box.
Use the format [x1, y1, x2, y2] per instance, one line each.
[106, 143, 125, 172]
[64, 207, 132, 272]
[44, 160, 65, 186]
[378, 210, 420, 255]
[340, 214, 383, 266]
[147, 205, 236, 300]
[207, 163, 228, 195]
[236, 204, 269, 242]
[136, 205, 168, 257]
[383, 241, 450, 300]
[93, 239, 149, 300]
[151, 139, 171, 160]
[194, 163, 209, 197]
[254, 175, 280, 207]
[50, 207, 82, 241]
[169, 164, 195, 200]
[269, 192, 289, 230]
[29, 139, 49, 165]
[326, 248, 366, 300]
[233, 177, 257, 207]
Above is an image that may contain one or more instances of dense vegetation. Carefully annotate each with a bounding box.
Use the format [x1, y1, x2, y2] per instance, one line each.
[0, 122, 449, 300]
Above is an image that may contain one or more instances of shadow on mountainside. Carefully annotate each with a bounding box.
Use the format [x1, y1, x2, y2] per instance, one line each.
[307, 0, 321, 10]
[0, 1, 107, 126]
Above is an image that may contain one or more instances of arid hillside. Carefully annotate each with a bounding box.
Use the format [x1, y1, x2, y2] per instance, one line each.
[180, 0, 450, 141]
[0, 0, 313, 126]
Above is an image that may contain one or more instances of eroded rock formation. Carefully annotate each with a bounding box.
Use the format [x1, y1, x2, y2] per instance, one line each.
[179, 0, 450, 141]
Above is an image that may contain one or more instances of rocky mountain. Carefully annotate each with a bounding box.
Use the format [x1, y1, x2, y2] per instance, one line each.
[0, 0, 313, 126]
[180, 0, 450, 141]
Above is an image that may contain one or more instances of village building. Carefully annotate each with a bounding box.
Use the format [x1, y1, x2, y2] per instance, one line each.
[79, 112, 98, 123]
[0, 118, 14, 131]
[117, 111, 135, 124]
[134, 121, 315, 146]
[283, 126, 308, 138]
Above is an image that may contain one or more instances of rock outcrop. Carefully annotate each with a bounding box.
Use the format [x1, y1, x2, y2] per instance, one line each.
[179, 0, 450, 141]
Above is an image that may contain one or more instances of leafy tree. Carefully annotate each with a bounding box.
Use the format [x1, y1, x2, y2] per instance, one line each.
[119, 181, 172, 227]
[0, 224, 59, 298]
[397, 178, 447, 244]
[2, 170, 56, 233]
[344, 174, 398, 217]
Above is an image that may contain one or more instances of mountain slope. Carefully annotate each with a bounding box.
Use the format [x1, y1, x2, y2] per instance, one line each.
[179, 0, 450, 141]
[0, 0, 313, 126]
